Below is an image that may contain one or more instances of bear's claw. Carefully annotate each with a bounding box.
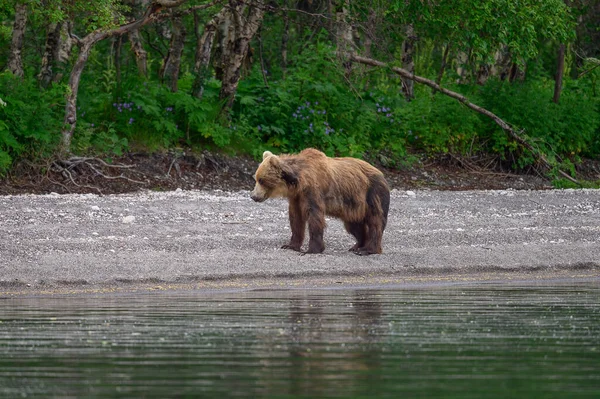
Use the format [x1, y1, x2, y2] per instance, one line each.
[351, 246, 379, 256]
[281, 244, 302, 252]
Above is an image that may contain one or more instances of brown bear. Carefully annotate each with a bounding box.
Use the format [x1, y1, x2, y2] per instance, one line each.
[250, 148, 390, 255]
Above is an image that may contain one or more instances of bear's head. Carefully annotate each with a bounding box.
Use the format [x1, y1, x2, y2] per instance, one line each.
[251, 151, 298, 202]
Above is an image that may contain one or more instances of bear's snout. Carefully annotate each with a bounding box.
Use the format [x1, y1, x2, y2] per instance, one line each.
[250, 193, 266, 202]
[251, 184, 269, 202]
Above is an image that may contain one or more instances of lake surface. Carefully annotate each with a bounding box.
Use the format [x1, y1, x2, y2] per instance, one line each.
[1, 282, 599, 398]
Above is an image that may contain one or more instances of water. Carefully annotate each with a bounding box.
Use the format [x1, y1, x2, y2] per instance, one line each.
[1, 283, 599, 398]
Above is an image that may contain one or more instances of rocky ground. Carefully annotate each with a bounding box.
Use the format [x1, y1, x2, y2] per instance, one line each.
[4, 150, 595, 196]
[2, 182, 599, 295]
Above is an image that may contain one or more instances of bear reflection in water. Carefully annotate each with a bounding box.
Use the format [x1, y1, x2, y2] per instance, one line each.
[251, 148, 390, 255]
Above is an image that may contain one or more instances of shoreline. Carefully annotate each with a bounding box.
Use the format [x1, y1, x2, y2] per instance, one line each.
[4, 267, 599, 297]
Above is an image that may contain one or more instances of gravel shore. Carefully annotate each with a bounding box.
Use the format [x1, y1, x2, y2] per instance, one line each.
[1, 188, 599, 295]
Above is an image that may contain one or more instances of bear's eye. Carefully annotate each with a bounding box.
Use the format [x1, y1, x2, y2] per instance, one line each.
[258, 178, 265, 185]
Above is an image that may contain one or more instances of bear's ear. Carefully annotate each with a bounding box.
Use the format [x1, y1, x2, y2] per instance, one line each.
[262, 151, 275, 161]
[280, 162, 298, 187]
[267, 154, 281, 169]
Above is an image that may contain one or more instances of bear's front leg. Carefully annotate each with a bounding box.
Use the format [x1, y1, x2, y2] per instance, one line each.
[282, 198, 305, 252]
[304, 198, 326, 254]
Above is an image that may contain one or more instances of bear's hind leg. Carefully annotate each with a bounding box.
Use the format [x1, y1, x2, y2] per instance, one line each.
[344, 221, 366, 252]
[355, 213, 384, 255]
[354, 178, 388, 255]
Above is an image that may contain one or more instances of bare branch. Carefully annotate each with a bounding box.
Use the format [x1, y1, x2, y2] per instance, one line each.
[86, 163, 146, 184]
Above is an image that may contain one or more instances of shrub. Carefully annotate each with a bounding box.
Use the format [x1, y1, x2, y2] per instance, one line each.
[0, 72, 64, 174]
[478, 78, 600, 167]
[232, 42, 408, 162]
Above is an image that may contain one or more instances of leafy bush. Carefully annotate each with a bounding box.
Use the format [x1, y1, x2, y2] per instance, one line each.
[77, 73, 231, 153]
[479, 78, 600, 167]
[0, 72, 64, 174]
[232, 42, 408, 161]
[397, 85, 485, 156]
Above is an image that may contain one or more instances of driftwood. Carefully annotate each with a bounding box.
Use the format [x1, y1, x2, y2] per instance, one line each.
[51, 157, 144, 194]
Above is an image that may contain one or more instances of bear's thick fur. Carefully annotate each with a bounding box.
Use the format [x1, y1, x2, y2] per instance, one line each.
[251, 148, 390, 255]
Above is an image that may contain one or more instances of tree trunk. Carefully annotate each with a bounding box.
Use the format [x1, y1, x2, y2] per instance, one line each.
[218, 0, 265, 113]
[38, 21, 61, 87]
[494, 46, 512, 81]
[129, 29, 148, 77]
[59, 1, 189, 155]
[362, 9, 376, 59]
[257, 30, 269, 87]
[281, 12, 290, 79]
[401, 24, 415, 100]
[38, 17, 73, 86]
[553, 44, 566, 104]
[54, 21, 74, 83]
[456, 50, 469, 83]
[61, 39, 97, 155]
[433, 43, 450, 94]
[192, 7, 227, 98]
[115, 35, 123, 94]
[125, 0, 149, 77]
[7, 2, 27, 77]
[335, 0, 354, 77]
[476, 64, 490, 85]
[160, 13, 186, 92]
[213, 8, 234, 81]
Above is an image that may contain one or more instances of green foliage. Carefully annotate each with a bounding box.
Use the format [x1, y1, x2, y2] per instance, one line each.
[0, 0, 598, 180]
[395, 0, 574, 66]
[398, 85, 484, 156]
[32, 0, 129, 31]
[552, 178, 600, 189]
[77, 71, 231, 153]
[233, 42, 407, 161]
[72, 122, 128, 156]
[478, 78, 600, 167]
[0, 72, 64, 173]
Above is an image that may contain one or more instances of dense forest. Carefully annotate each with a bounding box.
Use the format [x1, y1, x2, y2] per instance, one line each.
[0, 0, 599, 185]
